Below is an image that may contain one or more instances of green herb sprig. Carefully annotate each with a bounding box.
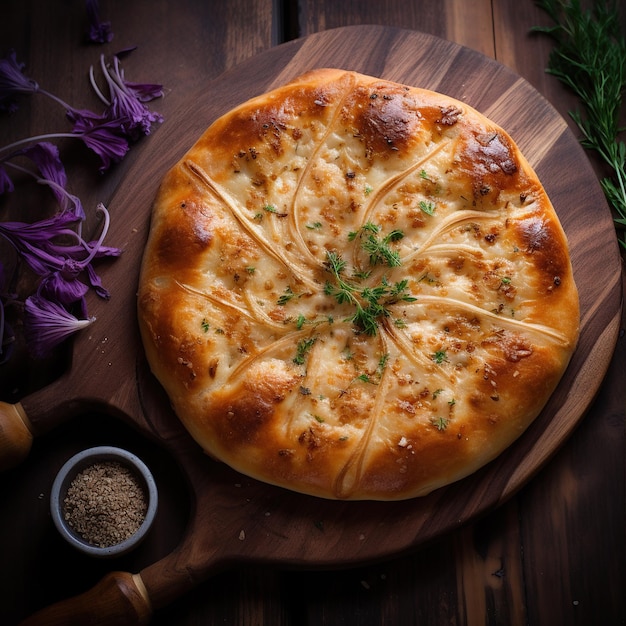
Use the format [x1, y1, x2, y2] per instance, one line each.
[533, 0, 626, 248]
[294, 337, 316, 365]
[323, 248, 416, 336]
[348, 222, 404, 267]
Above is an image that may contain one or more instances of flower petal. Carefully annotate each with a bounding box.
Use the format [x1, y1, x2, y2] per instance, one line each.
[85, 0, 114, 44]
[24, 295, 94, 358]
[69, 113, 130, 171]
[20, 142, 67, 190]
[84, 263, 111, 300]
[39, 269, 90, 317]
[0, 211, 82, 276]
[124, 80, 164, 103]
[0, 50, 39, 113]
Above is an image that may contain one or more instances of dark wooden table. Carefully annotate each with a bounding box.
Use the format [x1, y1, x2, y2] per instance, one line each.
[1, 1, 624, 624]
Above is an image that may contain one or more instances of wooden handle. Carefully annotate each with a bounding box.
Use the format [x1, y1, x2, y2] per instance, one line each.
[0, 370, 102, 472]
[18, 571, 153, 626]
[0, 401, 33, 471]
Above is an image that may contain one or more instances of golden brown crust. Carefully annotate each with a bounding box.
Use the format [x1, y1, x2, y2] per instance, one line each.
[138, 69, 579, 500]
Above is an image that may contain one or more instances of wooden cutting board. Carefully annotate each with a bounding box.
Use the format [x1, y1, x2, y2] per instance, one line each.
[8, 25, 622, 624]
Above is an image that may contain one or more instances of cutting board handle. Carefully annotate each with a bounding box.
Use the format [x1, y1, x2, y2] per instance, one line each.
[18, 571, 152, 626]
[0, 401, 33, 471]
[0, 369, 109, 472]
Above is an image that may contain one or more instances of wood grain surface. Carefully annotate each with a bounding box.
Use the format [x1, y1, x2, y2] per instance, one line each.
[1, 2, 624, 625]
[3, 23, 622, 624]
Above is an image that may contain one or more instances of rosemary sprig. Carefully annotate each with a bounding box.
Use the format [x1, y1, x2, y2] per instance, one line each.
[533, 0, 626, 248]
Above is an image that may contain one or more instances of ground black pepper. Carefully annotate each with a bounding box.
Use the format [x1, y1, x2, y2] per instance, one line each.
[63, 461, 148, 548]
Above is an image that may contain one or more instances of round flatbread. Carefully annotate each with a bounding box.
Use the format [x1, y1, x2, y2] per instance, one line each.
[137, 69, 579, 500]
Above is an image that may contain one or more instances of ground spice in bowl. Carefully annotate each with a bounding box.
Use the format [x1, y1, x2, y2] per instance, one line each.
[63, 460, 148, 548]
[50, 446, 158, 557]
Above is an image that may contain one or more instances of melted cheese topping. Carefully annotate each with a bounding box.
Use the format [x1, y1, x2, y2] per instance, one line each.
[138, 69, 579, 500]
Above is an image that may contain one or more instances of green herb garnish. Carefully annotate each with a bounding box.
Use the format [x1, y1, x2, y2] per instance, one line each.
[324, 251, 416, 336]
[277, 286, 298, 306]
[431, 349, 449, 364]
[360, 224, 404, 267]
[263, 204, 287, 217]
[294, 337, 316, 365]
[419, 200, 436, 216]
[431, 417, 450, 431]
[533, 0, 626, 248]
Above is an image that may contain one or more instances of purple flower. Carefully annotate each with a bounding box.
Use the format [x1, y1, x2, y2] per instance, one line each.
[93, 54, 163, 140]
[0, 45, 165, 364]
[83, 263, 110, 300]
[0, 50, 39, 113]
[0, 121, 129, 174]
[0, 51, 97, 120]
[1, 52, 163, 172]
[1, 142, 86, 218]
[0, 203, 120, 311]
[67, 110, 130, 171]
[42, 181, 86, 220]
[39, 263, 91, 318]
[18, 142, 73, 209]
[111, 50, 164, 103]
[86, 0, 113, 44]
[124, 80, 165, 103]
[24, 294, 95, 358]
[0, 210, 81, 275]
[20, 142, 67, 193]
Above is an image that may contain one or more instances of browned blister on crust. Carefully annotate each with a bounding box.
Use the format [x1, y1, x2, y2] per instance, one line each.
[138, 69, 579, 500]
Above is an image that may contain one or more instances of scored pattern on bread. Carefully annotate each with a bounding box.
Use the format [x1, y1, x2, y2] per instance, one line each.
[138, 69, 579, 500]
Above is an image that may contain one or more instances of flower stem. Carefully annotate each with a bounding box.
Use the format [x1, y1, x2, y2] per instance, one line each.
[89, 64, 110, 106]
[82, 203, 111, 266]
[0, 133, 79, 158]
[37, 88, 76, 114]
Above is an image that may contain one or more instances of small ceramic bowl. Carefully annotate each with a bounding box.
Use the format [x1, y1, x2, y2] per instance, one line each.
[50, 446, 158, 558]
